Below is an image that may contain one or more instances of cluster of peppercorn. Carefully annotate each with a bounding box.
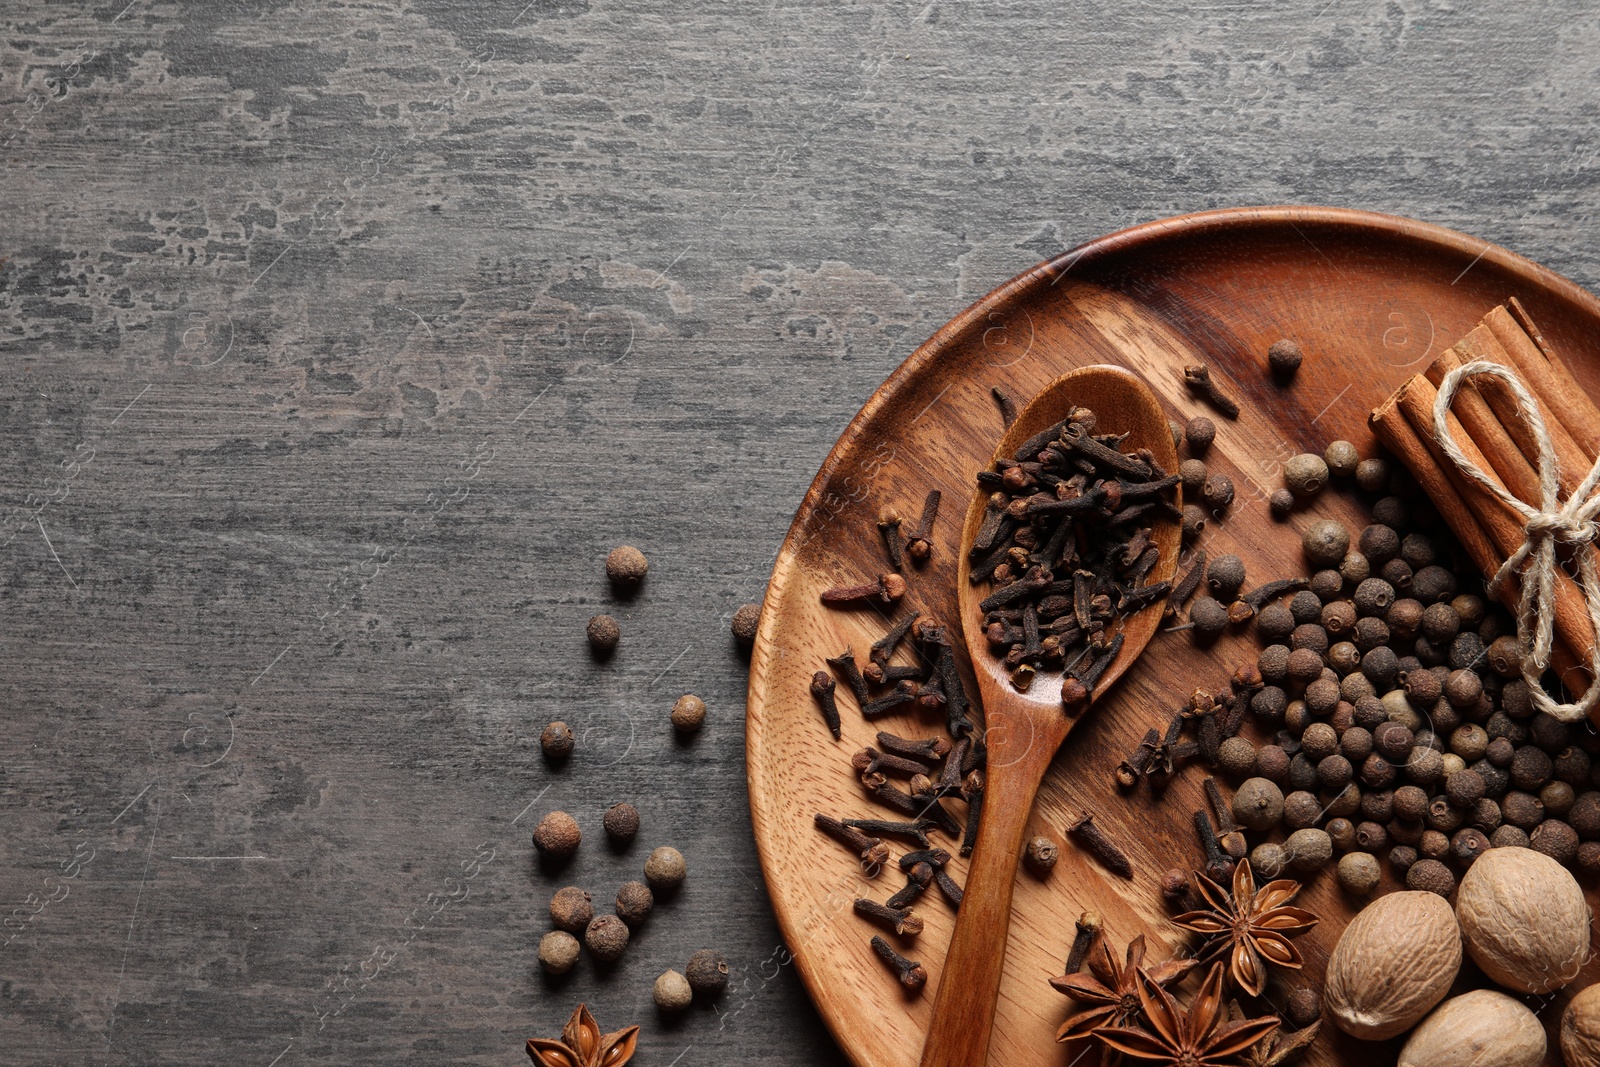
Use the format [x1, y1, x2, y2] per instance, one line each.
[1147, 445, 1600, 901]
[969, 404, 1182, 708]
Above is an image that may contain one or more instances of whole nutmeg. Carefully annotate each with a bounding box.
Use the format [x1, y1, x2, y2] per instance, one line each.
[671, 694, 707, 732]
[1323, 890, 1462, 1039]
[605, 545, 649, 589]
[587, 613, 621, 654]
[653, 969, 693, 1012]
[730, 602, 761, 648]
[644, 846, 687, 891]
[603, 802, 640, 843]
[538, 930, 581, 974]
[1398, 989, 1545, 1067]
[584, 914, 630, 962]
[550, 886, 594, 932]
[686, 949, 729, 995]
[1563, 985, 1600, 1067]
[540, 721, 575, 760]
[1232, 777, 1285, 832]
[1456, 846, 1588, 992]
[533, 812, 581, 858]
[615, 881, 654, 927]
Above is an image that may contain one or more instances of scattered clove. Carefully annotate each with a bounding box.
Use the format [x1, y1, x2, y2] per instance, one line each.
[876, 509, 906, 572]
[1065, 812, 1133, 879]
[1182, 363, 1239, 419]
[810, 672, 842, 740]
[854, 898, 924, 937]
[1064, 910, 1103, 974]
[869, 935, 927, 991]
[821, 573, 906, 606]
[825, 648, 869, 705]
[814, 813, 890, 872]
[905, 490, 941, 564]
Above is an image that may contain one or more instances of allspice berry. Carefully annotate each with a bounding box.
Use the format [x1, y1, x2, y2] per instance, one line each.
[550, 886, 594, 932]
[1406, 857, 1455, 897]
[1268, 338, 1304, 379]
[1185, 416, 1216, 454]
[731, 602, 761, 648]
[605, 545, 648, 589]
[1338, 851, 1381, 895]
[1217, 736, 1257, 779]
[1303, 519, 1351, 568]
[533, 811, 581, 858]
[686, 949, 729, 995]
[1355, 456, 1390, 492]
[603, 802, 640, 844]
[1207, 554, 1247, 601]
[1285, 827, 1333, 872]
[1189, 596, 1230, 638]
[587, 614, 621, 654]
[653, 969, 693, 1012]
[540, 721, 575, 760]
[1324, 440, 1360, 478]
[1284, 453, 1329, 498]
[1252, 842, 1288, 879]
[1233, 777, 1285, 832]
[1287, 986, 1323, 1028]
[1270, 488, 1296, 518]
[615, 881, 654, 927]
[585, 914, 630, 962]
[644, 846, 687, 890]
[1531, 819, 1580, 866]
[539, 930, 581, 974]
[671, 694, 707, 733]
[1024, 836, 1059, 874]
[1180, 459, 1209, 491]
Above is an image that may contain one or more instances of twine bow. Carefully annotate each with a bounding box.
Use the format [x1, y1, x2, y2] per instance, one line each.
[1433, 360, 1600, 722]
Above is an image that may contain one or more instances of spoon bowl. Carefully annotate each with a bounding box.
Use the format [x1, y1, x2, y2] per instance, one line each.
[920, 364, 1181, 1067]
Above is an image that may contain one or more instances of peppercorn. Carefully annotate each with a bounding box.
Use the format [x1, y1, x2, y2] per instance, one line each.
[1336, 851, 1380, 895]
[644, 846, 687, 890]
[1359, 794, 1394, 829]
[1328, 641, 1361, 676]
[1285, 827, 1333, 872]
[1233, 777, 1285, 831]
[1530, 712, 1571, 754]
[1354, 457, 1390, 493]
[1388, 844, 1418, 874]
[1257, 647, 1292, 688]
[1286, 649, 1323, 686]
[1251, 842, 1288, 879]
[1373, 722, 1413, 764]
[1491, 825, 1531, 849]
[1335, 555, 1370, 592]
[671, 693, 707, 733]
[1472, 758, 1510, 798]
[1307, 569, 1341, 603]
[1024, 836, 1059, 875]
[1302, 680, 1338, 720]
[1451, 827, 1491, 866]
[1386, 598, 1425, 642]
[1380, 689, 1421, 731]
[541, 721, 576, 760]
[1405, 746, 1444, 787]
[1284, 701, 1314, 739]
[1267, 338, 1303, 379]
[1359, 752, 1396, 790]
[1203, 476, 1236, 513]
[1217, 736, 1257, 779]
[1380, 558, 1412, 593]
[1189, 596, 1229, 639]
[1410, 564, 1455, 605]
[587, 614, 621, 654]
[1341, 671, 1377, 705]
[1447, 631, 1485, 672]
[1185, 416, 1216, 455]
[1255, 745, 1291, 785]
[1360, 646, 1399, 690]
[1486, 635, 1523, 678]
[1510, 745, 1554, 792]
[1269, 488, 1296, 518]
[1326, 817, 1357, 851]
[615, 880, 654, 927]
[585, 914, 630, 962]
[1449, 724, 1489, 762]
[1257, 602, 1296, 644]
[1440, 753, 1467, 778]
[1179, 458, 1208, 492]
[1251, 686, 1289, 725]
[1426, 795, 1464, 833]
[731, 602, 762, 648]
[1442, 669, 1482, 710]
[539, 930, 581, 974]
[1283, 590, 1318, 625]
[604, 802, 641, 844]
[1297, 523, 1347, 573]
[1406, 857, 1455, 897]
[1351, 616, 1389, 653]
[1388, 818, 1423, 846]
[606, 545, 649, 589]
[1417, 603, 1460, 646]
[1353, 820, 1387, 852]
[1535, 781, 1575, 824]
[1284, 454, 1328, 498]
[1400, 667, 1441, 709]
[534, 812, 582, 859]
[1502, 791, 1545, 830]
[1337, 724, 1372, 761]
[1531, 819, 1580, 866]
[1485, 736, 1515, 768]
[550, 886, 594, 932]
[1578, 841, 1600, 875]
[1501, 679, 1534, 719]
[1320, 600, 1355, 637]
[1282, 790, 1321, 830]
[1382, 786, 1422, 824]
[654, 969, 693, 1012]
[1352, 577, 1396, 617]
[686, 949, 729, 995]
[1570, 792, 1600, 839]
[1207, 554, 1246, 601]
[1468, 797, 1502, 833]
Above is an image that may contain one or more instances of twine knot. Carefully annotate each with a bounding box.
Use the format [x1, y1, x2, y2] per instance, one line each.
[1434, 360, 1600, 723]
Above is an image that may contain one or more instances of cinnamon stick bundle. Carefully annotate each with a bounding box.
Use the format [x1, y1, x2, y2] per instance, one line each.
[1369, 300, 1600, 698]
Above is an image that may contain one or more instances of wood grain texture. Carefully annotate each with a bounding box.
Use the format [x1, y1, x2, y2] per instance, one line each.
[747, 208, 1600, 1067]
[7, 3, 1600, 1065]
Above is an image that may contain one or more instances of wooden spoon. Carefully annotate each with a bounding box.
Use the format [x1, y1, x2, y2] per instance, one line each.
[919, 364, 1181, 1067]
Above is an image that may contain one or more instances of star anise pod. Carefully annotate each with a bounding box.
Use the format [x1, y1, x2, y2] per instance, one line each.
[1172, 860, 1318, 997]
[1051, 932, 1199, 1061]
[526, 1003, 638, 1067]
[1094, 962, 1279, 1066]
[1228, 1000, 1321, 1066]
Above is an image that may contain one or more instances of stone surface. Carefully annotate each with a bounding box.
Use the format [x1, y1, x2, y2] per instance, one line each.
[1, 2, 1598, 1064]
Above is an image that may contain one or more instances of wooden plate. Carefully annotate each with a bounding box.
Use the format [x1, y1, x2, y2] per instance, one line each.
[746, 206, 1600, 1067]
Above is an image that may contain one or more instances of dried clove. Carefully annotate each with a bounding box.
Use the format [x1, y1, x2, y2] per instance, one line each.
[1064, 910, 1102, 974]
[821, 573, 906, 606]
[810, 672, 842, 740]
[861, 773, 961, 837]
[1115, 728, 1163, 788]
[875, 732, 951, 764]
[860, 680, 919, 718]
[1192, 808, 1236, 883]
[1065, 812, 1133, 879]
[932, 867, 963, 909]
[854, 898, 924, 937]
[992, 387, 1017, 427]
[843, 818, 935, 849]
[1166, 549, 1208, 619]
[869, 935, 927, 991]
[959, 770, 984, 857]
[1203, 777, 1247, 859]
[876, 509, 906, 572]
[852, 746, 930, 779]
[905, 490, 941, 564]
[825, 648, 870, 705]
[869, 610, 922, 667]
[1182, 363, 1240, 419]
[1240, 576, 1310, 611]
[897, 848, 950, 871]
[885, 861, 933, 909]
[814, 813, 890, 871]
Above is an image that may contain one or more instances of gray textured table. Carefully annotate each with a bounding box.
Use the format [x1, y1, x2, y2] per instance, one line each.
[3, 2, 1598, 1064]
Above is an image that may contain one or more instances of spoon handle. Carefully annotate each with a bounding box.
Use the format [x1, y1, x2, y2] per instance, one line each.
[918, 732, 1057, 1067]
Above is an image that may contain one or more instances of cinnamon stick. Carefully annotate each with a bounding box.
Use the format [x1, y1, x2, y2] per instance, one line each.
[1423, 349, 1540, 506]
[1500, 298, 1600, 461]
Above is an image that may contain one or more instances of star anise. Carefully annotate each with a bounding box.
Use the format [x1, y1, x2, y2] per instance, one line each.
[1227, 1000, 1321, 1067]
[1172, 860, 1318, 997]
[1051, 932, 1199, 1061]
[526, 1003, 638, 1067]
[1094, 962, 1279, 1066]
